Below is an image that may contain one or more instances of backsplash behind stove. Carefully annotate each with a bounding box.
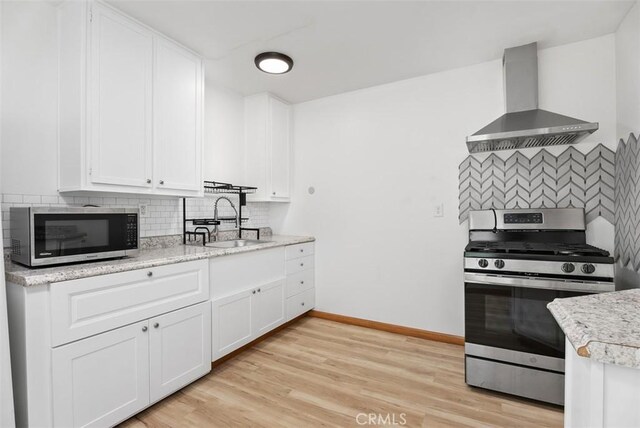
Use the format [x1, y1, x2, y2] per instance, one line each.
[0, 193, 270, 249]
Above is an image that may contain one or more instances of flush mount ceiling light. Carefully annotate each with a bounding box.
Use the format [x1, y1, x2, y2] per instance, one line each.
[254, 52, 294, 74]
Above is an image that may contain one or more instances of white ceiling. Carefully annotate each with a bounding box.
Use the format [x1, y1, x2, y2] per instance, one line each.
[108, 0, 635, 104]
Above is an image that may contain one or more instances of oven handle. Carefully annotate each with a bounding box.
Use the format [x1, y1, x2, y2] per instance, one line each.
[464, 272, 614, 293]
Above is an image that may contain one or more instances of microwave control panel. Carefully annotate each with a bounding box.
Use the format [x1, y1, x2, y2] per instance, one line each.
[126, 214, 139, 248]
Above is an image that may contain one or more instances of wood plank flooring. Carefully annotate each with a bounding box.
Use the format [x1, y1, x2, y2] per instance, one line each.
[119, 317, 563, 427]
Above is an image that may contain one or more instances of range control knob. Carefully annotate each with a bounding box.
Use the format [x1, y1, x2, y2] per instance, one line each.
[581, 264, 596, 274]
[494, 259, 505, 269]
[561, 263, 575, 273]
[478, 259, 489, 268]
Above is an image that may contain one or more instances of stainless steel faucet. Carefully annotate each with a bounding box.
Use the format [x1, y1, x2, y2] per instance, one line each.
[210, 196, 238, 241]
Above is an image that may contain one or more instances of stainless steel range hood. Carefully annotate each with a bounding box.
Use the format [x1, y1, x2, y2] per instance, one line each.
[466, 42, 598, 153]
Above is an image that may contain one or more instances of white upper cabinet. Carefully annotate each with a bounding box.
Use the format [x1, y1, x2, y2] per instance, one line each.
[245, 93, 292, 202]
[89, 4, 153, 190]
[153, 38, 203, 194]
[58, 1, 204, 197]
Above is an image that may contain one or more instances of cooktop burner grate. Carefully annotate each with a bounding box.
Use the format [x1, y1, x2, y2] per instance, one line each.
[465, 241, 610, 257]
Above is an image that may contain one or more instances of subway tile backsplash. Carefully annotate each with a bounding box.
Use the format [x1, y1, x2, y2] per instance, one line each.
[0, 193, 271, 249]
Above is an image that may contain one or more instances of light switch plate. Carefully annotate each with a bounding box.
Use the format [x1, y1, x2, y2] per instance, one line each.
[139, 204, 149, 218]
[433, 203, 444, 217]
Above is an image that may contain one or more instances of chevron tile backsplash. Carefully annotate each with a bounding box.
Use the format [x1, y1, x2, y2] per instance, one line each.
[614, 133, 640, 269]
[458, 144, 615, 224]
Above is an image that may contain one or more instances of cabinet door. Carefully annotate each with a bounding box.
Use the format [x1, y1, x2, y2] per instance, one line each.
[89, 3, 153, 189]
[269, 97, 291, 200]
[253, 279, 286, 337]
[154, 37, 203, 194]
[212, 289, 255, 360]
[149, 302, 211, 403]
[52, 321, 149, 428]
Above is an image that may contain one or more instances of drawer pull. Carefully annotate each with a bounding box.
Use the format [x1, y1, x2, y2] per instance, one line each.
[153, 323, 159, 328]
[301, 302, 305, 306]
[159, 180, 165, 185]
[146, 178, 151, 184]
[300, 263, 304, 267]
[147, 271, 153, 277]
[142, 326, 148, 332]
[300, 280, 304, 285]
[300, 249, 304, 253]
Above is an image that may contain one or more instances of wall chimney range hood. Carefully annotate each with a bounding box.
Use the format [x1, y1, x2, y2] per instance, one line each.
[466, 42, 598, 153]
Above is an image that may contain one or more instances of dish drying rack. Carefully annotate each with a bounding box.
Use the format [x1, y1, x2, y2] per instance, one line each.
[183, 181, 260, 245]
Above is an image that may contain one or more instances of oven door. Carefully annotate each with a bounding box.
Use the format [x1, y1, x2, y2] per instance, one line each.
[31, 212, 138, 265]
[464, 272, 596, 362]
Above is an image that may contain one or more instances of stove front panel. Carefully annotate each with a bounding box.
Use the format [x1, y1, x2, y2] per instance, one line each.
[464, 257, 615, 279]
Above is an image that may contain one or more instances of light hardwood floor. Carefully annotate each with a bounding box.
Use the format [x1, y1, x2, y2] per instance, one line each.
[119, 317, 563, 427]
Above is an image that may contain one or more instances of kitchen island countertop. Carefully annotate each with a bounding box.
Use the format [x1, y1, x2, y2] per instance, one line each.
[548, 289, 640, 369]
[5, 235, 314, 287]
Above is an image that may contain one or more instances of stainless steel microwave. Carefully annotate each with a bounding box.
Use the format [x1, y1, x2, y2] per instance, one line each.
[10, 207, 139, 267]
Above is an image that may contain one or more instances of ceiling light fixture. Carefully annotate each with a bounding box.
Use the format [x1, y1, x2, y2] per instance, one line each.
[254, 52, 294, 74]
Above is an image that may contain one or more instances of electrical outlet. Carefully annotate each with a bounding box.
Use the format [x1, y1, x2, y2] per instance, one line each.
[139, 204, 148, 218]
[433, 203, 444, 217]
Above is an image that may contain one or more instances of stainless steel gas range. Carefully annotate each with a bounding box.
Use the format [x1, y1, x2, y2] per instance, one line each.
[463, 208, 614, 406]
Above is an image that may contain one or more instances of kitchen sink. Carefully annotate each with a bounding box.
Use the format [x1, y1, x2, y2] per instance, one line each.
[205, 239, 264, 249]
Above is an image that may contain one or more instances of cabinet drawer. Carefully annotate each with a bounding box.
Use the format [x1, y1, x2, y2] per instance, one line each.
[286, 255, 314, 275]
[51, 259, 209, 347]
[286, 269, 315, 298]
[286, 288, 315, 321]
[285, 242, 314, 260]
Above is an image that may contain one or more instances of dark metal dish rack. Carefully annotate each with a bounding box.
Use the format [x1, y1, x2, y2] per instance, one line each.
[183, 181, 260, 245]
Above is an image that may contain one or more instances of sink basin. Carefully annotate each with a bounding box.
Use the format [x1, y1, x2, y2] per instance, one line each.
[205, 239, 263, 249]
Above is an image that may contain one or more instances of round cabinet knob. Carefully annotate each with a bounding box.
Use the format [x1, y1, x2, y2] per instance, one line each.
[252, 290, 256, 294]
[562, 263, 575, 273]
[257, 288, 261, 293]
[142, 326, 148, 332]
[300, 280, 304, 285]
[147, 271, 153, 277]
[272, 192, 276, 195]
[300, 249, 304, 253]
[478, 259, 489, 268]
[581, 264, 596, 274]
[146, 179, 151, 184]
[301, 302, 305, 306]
[300, 263, 304, 267]
[494, 259, 505, 269]
[153, 323, 159, 328]
[159, 180, 164, 185]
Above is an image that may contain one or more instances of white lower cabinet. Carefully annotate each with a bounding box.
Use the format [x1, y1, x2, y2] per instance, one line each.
[52, 301, 211, 428]
[211, 279, 286, 360]
[253, 279, 286, 337]
[211, 289, 255, 360]
[149, 302, 211, 403]
[52, 321, 150, 428]
[210, 243, 315, 361]
[285, 243, 316, 321]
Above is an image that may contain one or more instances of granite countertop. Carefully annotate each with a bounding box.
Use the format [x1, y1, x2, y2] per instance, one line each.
[5, 235, 314, 287]
[548, 289, 640, 369]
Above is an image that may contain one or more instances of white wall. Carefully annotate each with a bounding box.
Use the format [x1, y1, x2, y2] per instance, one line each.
[1, 1, 58, 195]
[275, 35, 617, 336]
[615, 0, 640, 290]
[616, 1, 640, 141]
